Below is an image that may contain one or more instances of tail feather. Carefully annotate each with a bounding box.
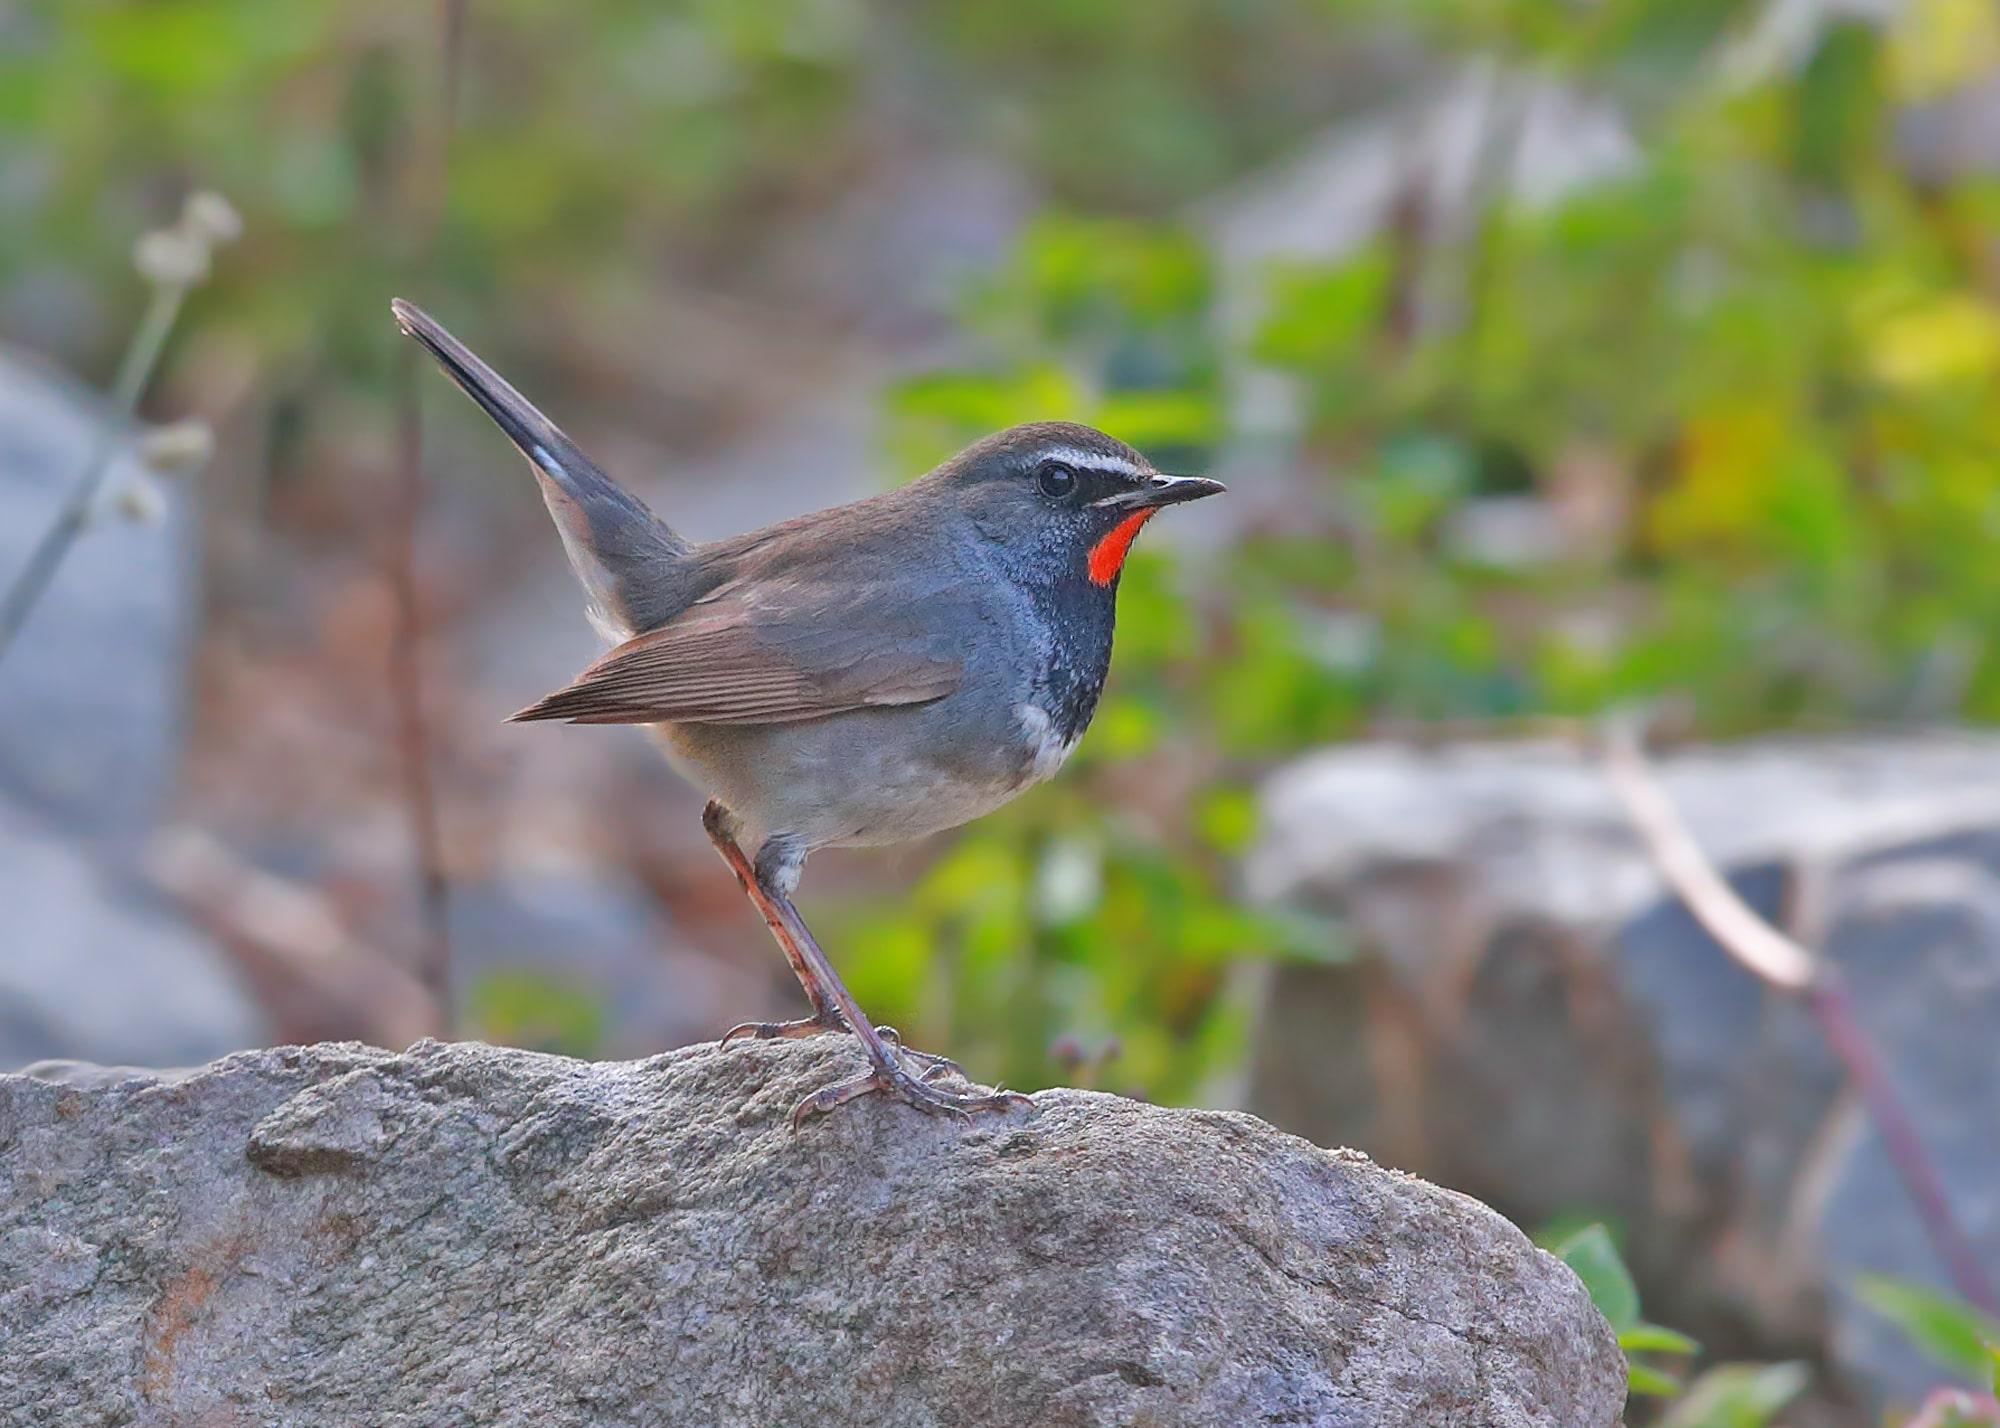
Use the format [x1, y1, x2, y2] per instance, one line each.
[391, 298, 690, 638]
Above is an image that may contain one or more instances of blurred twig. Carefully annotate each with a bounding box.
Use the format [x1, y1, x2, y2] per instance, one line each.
[146, 827, 442, 1047]
[1599, 717, 2000, 1316]
[386, 0, 471, 1029]
[390, 345, 453, 1028]
[0, 196, 237, 661]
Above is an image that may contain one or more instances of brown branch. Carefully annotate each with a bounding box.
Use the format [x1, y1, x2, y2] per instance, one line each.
[389, 343, 452, 1028]
[1598, 719, 1999, 1315]
[384, 0, 472, 1029]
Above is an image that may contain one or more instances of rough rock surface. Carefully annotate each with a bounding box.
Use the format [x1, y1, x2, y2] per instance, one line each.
[1, 1036, 1623, 1428]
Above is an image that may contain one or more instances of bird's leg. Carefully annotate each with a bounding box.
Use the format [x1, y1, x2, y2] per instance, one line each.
[700, 801, 1028, 1126]
[757, 886, 1031, 1127]
[702, 801, 842, 1042]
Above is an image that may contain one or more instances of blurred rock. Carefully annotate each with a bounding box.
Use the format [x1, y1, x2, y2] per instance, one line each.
[1206, 63, 1634, 279]
[1247, 735, 2000, 1406]
[0, 347, 266, 1070]
[449, 871, 750, 1057]
[1200, 63, 1636, 537]
[0, 802, 261, 1069]
[0, 1036, 1625, 1428]
[0, 347, 194, 844]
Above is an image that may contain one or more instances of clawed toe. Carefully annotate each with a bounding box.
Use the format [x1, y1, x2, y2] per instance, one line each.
[790, 1063, 1034, 1129]
[876, 1026, 964, 1081]
[721, 1012, 844, 1045]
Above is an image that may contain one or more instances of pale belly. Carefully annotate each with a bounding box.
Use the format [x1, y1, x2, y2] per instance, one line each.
[648, 696, 1075, 852]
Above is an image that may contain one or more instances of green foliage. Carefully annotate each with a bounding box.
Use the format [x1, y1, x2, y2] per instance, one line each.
[1857, 1275, 2000, 1388]
[12, 0, 2000, 1122]
[1658, 1363, 1810, 1428]
[464, 970, 607, 1058]
[899, 2, 1372, 208]
[834, 771, 1323, 1105]
[865, 1, 2000, 1099]
[1557, 1224, 1643, 1333]
[1552, 1224, 1699, 1398]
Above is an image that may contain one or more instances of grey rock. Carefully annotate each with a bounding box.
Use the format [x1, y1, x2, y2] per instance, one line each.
[1817, 842, 2000, 1398]
[1205, 63, 1633, 278]
[0, 799, 262, 1072]
[0, 346, 265, 1072]
[1247, 735, 2000, 1405]
[0, 1036, 1624, 1428]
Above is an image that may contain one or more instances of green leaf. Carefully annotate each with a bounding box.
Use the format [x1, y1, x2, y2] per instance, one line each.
[1660, 1362, 1810, 1428]
[463, 970, 605, 1058]
[1855, 1275, 2000, 1385]
[1626, 1361, 1683, 1397]
[1620, 1322, 1701, 1356]
[1555, 1224, 1641, 1332]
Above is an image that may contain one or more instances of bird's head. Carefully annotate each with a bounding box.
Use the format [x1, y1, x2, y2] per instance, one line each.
[932, 421, 1224, 588]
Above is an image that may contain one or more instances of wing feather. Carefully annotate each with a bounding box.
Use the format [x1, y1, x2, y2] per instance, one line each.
[511, 585, 964, 726]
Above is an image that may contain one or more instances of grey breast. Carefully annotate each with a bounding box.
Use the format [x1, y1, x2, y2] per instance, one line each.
[658, 544, 1057, 853]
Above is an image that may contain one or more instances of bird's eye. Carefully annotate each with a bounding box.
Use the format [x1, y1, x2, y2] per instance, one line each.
[1035, 461, 1077, 501]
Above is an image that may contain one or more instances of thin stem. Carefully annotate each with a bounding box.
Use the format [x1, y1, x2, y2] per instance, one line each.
[385, 0, 471, 1031]
[391, 338, 453, 1026]
[1808, 976, 2000, 1315]
[1599, 720, 1999, 1316]
[1600, 724, 1814, 988]
[0, 281, 187, 660]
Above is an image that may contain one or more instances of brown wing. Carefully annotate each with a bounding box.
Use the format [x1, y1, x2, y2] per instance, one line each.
[510, 584, 964, 726]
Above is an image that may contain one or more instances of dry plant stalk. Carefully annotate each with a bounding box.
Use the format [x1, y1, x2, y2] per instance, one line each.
[386, 0, 473, 1029]
[1599, 719, 1999, 1316]
[0, 192, 239, 661]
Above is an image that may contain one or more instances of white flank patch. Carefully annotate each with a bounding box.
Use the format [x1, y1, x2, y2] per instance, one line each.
[1016, 703, 1081, 784]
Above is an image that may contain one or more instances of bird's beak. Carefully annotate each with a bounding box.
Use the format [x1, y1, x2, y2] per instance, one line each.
[1094, 473, 1227, 512]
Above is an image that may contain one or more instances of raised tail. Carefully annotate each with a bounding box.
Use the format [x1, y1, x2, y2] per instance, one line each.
[391, 298, 689, 640]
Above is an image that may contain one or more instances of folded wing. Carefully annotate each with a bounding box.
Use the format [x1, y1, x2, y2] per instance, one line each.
[511, 581, 964, 726]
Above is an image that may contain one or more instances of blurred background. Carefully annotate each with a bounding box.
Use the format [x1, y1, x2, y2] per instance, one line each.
[5, 0, 2000, 1421]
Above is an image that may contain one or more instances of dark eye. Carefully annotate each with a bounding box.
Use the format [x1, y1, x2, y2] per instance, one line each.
[1035, 461, 1077, 501]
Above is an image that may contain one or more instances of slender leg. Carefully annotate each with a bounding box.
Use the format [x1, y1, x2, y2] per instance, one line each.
[702, 801, 840, 1042]
[760, 881, 1030, 1126]
[700, 799, 1029, 1127]
[701, 804, 960, 1078]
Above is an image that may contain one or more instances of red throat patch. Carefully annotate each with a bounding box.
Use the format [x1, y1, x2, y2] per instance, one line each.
[1087, 510, 1156, 586]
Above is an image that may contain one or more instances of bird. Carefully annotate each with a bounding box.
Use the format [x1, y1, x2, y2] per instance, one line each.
[390, 298, 1223, 1125]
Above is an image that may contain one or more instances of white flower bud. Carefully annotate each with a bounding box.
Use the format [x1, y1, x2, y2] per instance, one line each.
[133, 228, 210, 287]
[140, 420, 215, 476]
[111, 472, 168, 526]
[183, 190, 243, 245]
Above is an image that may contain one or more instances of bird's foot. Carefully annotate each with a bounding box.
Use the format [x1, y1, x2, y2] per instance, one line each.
[790, 1060, 1033, 1129]
[874, 1026, 964, 1082]
[721, 1014, 963, 1082]
[720, 1010, 843, 1044]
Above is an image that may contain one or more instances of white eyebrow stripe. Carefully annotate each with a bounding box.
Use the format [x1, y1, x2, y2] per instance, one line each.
[1035, 446, 1146, 479]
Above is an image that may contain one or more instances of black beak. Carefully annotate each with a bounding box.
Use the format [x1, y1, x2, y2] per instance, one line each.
[1095, 473, 1227, 512]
